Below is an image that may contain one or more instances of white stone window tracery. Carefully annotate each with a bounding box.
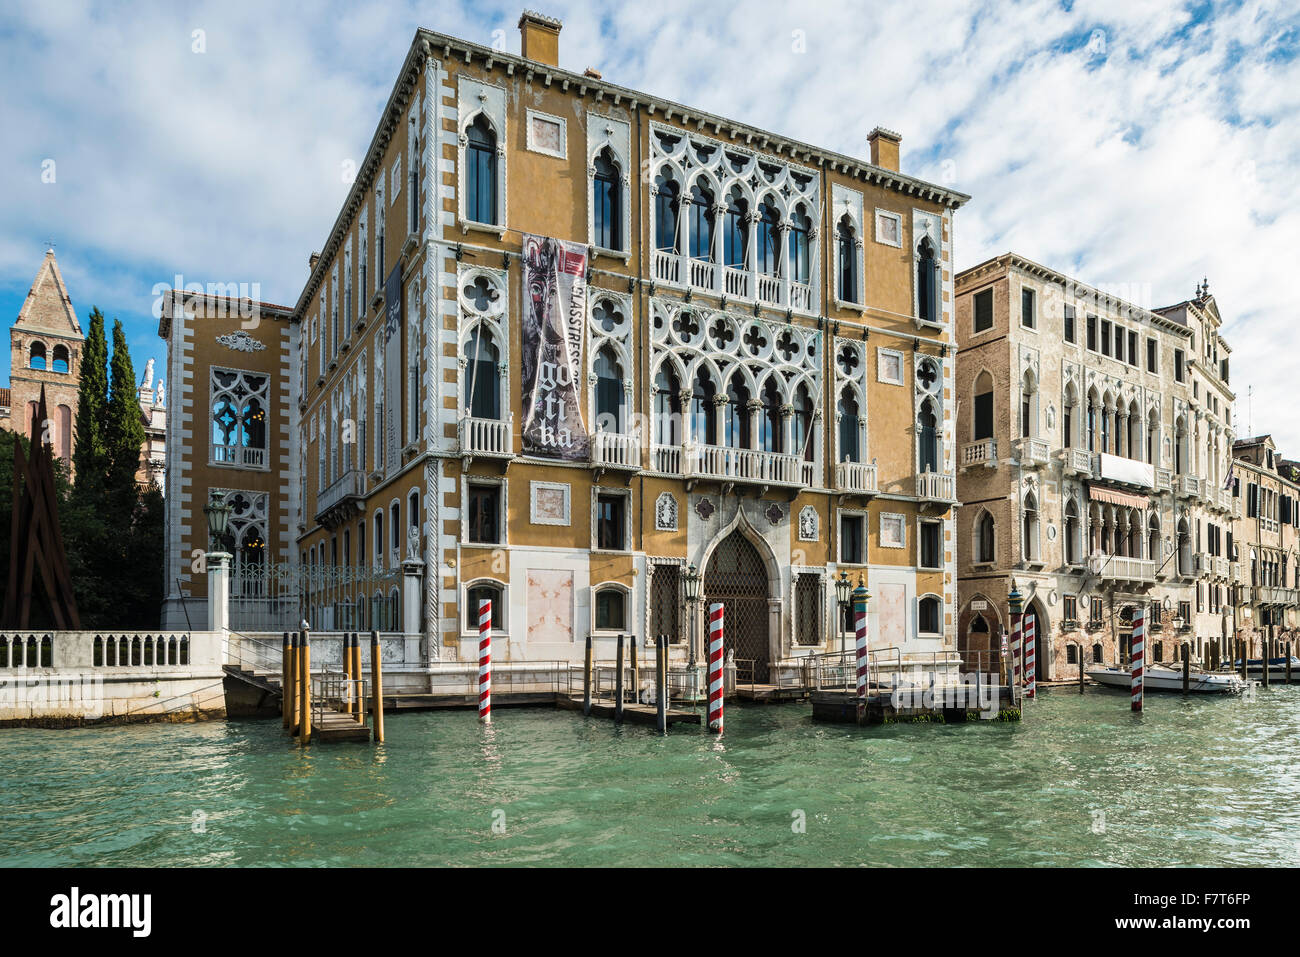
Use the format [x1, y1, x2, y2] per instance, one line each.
[647, 121, 820, 313]
[210, 367, 270, 471]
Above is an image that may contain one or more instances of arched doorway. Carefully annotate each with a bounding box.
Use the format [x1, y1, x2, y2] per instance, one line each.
[704, 530, 772, 682]
[1024, 598, 1049, 682]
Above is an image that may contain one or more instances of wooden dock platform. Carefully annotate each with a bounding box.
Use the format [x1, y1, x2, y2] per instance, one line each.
[556, 694, 701, 725]
[734, 683, 808, 704]
[310, 709, 372, 742]
[811, 686, 1019, 724]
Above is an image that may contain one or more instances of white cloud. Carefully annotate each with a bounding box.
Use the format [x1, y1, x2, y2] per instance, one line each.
[2, 0, 1298, 453]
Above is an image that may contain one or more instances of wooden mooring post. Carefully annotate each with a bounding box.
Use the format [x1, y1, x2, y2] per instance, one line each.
[342, 632, 354, 716]
[281, 631, 292, 729]
[1239, 639, 1248, 680]
[299, 627, 312, 745]
[1181, 643, 1190, 695]
[583, 634, 593, 716]
[630, 635, 639, 706]
[370, 630, 385, 743]
[655, 639, 667, 734]
[1263, 637, 1271, 688]
[615, 634, 625, 725]
[1287, 641, 1293, 684]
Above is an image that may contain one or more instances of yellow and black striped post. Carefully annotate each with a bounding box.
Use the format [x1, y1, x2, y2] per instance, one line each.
[352, 632, 363, 720]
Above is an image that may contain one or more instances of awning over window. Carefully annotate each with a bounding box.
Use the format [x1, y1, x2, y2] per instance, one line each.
[1087, 483, 1150, 510]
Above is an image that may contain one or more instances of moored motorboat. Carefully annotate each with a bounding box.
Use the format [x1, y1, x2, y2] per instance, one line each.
[1087, 664, 1244, 694]
[1233, 656, 1300, 682]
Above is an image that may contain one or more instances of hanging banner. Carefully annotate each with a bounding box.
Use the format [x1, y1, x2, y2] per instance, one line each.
[384, 263, 403, 475]
[520, 233, 589, 460]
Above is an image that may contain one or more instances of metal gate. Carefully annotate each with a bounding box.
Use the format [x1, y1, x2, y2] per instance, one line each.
[704, 531, 771, 682]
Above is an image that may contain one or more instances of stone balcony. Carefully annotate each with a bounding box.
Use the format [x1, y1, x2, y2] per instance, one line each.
[1015, 437, 1051, 468]
[459, 414, 514, 462]
[590, 430, 641, 472]
[916, 470, 957, 505]
[1096, 554, 1156, 585]
[1257, 586, 1300, 607]
[1176, 474, 1203, 499]
[652, 442, 812, 491]
[835, 461, 879, 495]
[1064, 447, 1094, 476]
[960, 439, 997, 470]
[653, 250, 814, 313]
[315, 468, 366, 529]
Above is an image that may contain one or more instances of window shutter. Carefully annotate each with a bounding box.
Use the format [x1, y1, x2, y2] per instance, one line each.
[1227, 531, 1234, 559]
[929, 260, 942, 325]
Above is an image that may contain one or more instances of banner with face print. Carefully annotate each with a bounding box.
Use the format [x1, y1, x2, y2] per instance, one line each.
[520, 233, 589, 460]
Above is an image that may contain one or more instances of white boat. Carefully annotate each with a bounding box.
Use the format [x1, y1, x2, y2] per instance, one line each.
[1087, 664, 1245, 694]
[1235, 656, 1300, 682]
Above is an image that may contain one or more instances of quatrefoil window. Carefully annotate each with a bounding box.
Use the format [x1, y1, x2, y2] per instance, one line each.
[463, 276, 499, 313]
[594, 300, 624, 334]
[709, 319, 735, 349]
[917, 358, 940, 392]
[672, 311, 701, 340]
[743, 325, 768, 355]
[776, 331, 799, 362]
[836, 346, 860, 377]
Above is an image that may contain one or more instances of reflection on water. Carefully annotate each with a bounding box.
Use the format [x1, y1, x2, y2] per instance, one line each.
[2, 686, 1299, 867]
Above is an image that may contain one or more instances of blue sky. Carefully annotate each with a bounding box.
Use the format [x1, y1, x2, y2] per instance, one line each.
[3, 0, 1298, 445]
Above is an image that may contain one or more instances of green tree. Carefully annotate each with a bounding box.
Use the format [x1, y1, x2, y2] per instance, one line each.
[73, 308, 108, 487]
[106, 319, 145, 500]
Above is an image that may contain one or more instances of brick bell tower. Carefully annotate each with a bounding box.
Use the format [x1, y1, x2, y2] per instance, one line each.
[8, 248, 84, 468]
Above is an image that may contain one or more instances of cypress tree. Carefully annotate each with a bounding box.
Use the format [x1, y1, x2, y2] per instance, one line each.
[106, 318, 146, 498]
[73, 308, 109, 486]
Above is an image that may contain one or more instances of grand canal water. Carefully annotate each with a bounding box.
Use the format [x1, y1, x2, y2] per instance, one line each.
[3, 685, 1299, 867]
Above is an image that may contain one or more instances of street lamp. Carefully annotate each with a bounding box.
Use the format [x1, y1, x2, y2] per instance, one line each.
[203, 489, 232, 553]
[683, 562, 702, 674]
[835, 570, 852, 658]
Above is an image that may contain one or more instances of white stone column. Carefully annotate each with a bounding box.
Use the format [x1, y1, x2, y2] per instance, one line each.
[402, 557, 424, 645]
[206, 552, 231, 634]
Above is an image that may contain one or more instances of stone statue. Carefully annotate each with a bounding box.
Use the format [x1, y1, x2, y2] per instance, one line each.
[140, 358, 155, 390]
[406, 525, 421, 561]
[155, 379, 166, 408]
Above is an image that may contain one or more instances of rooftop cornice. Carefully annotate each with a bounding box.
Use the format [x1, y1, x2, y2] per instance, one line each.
[956, 252, 1194, 338]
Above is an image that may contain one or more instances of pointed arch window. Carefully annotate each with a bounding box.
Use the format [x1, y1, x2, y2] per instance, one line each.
[757, 201, 781, 277]
[463, 327, 501, 420]
[724, 189, 749, 269]
[917, 399, 940, 474]
[593, 148, 622, 251]
[654, 367, 681, 446]
[724, 372, 751, 449]
[688, 184, 714, 262]
[1023, 492, 1040, 563]
[788, 204, 811, 285]
[977, 511, 996, 563]
[211, 368, 270, 469]
[691, 368, 716, 446]
[838, 388, 861, 463]
[917, 236, 940, 325]
[1064, 499, 1080, 565]
[758, 377, 783, 454]
[837, 215, 858, 303]
[792, 383, 814, 463]
[654, 174, 680, 253]
[466, 115, 498, 225]
[594, 346, 625, 434]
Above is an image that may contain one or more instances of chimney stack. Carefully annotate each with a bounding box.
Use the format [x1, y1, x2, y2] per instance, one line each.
[519, 10, 562, 66]
[868, 127, 902, 172]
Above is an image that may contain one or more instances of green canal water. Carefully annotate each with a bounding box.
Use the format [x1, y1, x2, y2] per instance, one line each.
[3, 686, 1299, 867]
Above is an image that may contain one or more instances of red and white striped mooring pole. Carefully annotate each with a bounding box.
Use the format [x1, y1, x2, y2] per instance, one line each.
[1131, 606, 1144, 712]
[707, 602, 724, 733]
[1024, 614, 1037, 700]
[1008, 581, 1024, 703]
[478, 598, 492, 723]
[853, 580, 870, 721]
